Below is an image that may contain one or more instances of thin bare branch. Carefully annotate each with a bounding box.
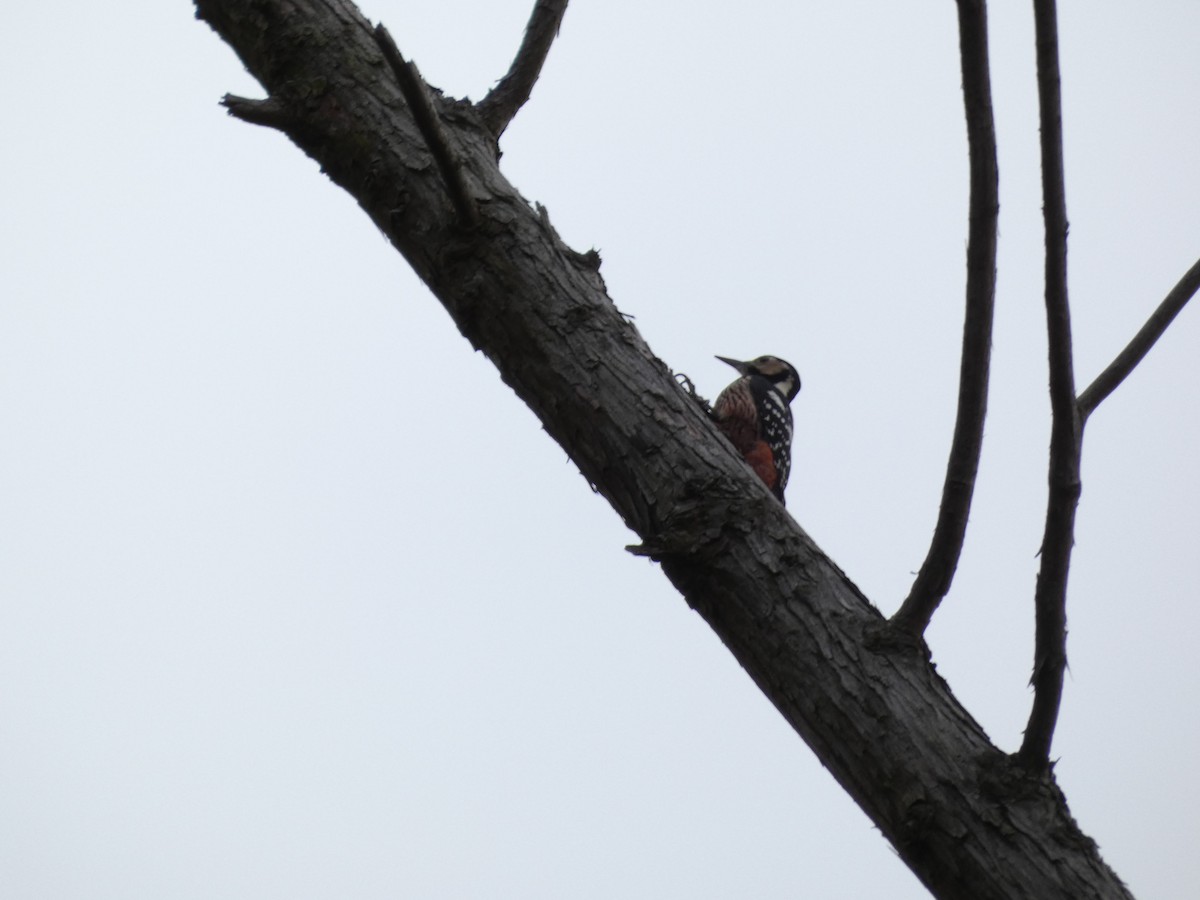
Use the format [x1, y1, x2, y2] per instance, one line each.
[1077, 256, 1200, 420]
[892, 0, 999, 636]
[1019, 0, 1080, 772]
[373, 24, 479, 227]
[476, 0, 569, 139]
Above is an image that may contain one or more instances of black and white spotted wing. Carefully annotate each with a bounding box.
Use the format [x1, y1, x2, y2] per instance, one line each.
[755, 385, 794, 493]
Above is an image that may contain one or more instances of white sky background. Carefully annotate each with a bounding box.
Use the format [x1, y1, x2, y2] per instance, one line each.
[2, 1, 1198, 897]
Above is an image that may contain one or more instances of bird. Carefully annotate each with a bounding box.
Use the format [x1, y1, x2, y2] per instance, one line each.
[711, 355, 801, 503]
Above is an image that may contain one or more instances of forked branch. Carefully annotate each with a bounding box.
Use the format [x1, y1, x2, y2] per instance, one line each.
[1019, 0, 1079, 772]
[1077, 257, 1200, 420]
[892, 0, 999, 636]
[477, 0, 569, 139]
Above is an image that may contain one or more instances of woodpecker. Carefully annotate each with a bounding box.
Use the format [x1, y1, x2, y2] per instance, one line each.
[712, 355, 801, 503]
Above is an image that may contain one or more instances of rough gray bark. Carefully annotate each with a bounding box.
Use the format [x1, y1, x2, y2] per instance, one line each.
[195, 1, 1134, 897]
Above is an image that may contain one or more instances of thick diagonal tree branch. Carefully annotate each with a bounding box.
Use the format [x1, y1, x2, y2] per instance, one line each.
[477, 0, 569, 140]
[1019, 0, 1081, 771]
[1077, 256, 1200, 419]
[194, 1, 1133, 896]
[893, 0, 998, 636]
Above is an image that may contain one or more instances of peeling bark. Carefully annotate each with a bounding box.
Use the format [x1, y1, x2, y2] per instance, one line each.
[194, 1, 1134, 896]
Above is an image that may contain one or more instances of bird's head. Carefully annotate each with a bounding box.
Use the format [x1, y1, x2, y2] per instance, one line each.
[716, 355, 801, 403]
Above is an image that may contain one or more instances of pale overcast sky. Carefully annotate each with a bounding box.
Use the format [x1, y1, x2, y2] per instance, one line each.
[2, 2, 1198, 897]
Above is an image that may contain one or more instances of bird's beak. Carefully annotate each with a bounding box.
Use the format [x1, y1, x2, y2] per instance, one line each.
[715, 355, 750, 375]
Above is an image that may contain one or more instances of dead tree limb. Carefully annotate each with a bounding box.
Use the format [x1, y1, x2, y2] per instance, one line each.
[1019, 0, 1081, 772]
[893, 0, 999, 636]
[477, 0, 569, 140]
[194, 0, 1135, 896]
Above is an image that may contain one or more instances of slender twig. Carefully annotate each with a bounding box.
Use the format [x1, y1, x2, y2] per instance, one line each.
[476, 0, 569, 139]
[221, 95, 295, 130]
[1077, 257, 1200, 420]
[373, 24, 479, 227]
[892, 0, 999, 637]
[1019, 0, 1080, 772]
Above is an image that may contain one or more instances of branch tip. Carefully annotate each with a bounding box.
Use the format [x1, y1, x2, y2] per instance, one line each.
[221, 94, 293, 130]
